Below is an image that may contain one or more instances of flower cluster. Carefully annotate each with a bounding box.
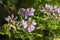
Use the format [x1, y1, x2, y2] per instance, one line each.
[21, 8, 36, 32]
[40, 4, 60, 20]
[21, 8, 35, 19]
[5, 8, 36, 32]
[5, 14, 20, 30]
[21, 18, 36, 32]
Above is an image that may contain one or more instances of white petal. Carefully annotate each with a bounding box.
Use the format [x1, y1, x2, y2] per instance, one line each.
[31, 8, 35, 12]
[10, 24, 16, 30]
[32, 20, 36, 25]
[25, 16, 27, 19]
[27, 8, 29, 12]
[12, 21, 16, 25]
[16, 22, 20, 26]
[23, 26, 27, 28]
[14, 17, 18, 20]
[11, 14, 14, 19]
[28, 18, 31, 22]
[21, 20, 28, 28]
[45, 4, 51, 9]
[54, 5, 57, 9]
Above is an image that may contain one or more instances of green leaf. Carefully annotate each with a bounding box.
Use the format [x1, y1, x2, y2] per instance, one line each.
[0, 32, 4, 35]
[36, 34, 43, 37]
[53, 38, 60, 40]
[18, 9, 21, 15]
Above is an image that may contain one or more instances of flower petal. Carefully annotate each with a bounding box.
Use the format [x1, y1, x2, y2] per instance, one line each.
[21, 20, 27, 28]
[11, 14, 14, 19]
[28, 12, 34, 16]
[10, 24, 16, 30]
[21, 12, 28, 19]
[28, 18, 31, 22]
[27, 25, 35, 32]
[5, 16, 11, 22]
[32, 20, 36, 25]
[31, 8, 35, 12]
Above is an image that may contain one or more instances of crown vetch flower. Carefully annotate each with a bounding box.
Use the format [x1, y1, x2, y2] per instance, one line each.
[5, 14, 21, 30]
[5, 14, 18, 22]
[28, 8, 35, 16]
[21, 8, 28, 19]
[21, 18, 36, 32]
[40, 4, 60, 20]
[21, 20, 28, 28]
[21, 8, 35, 19]
[45, 4, 51, 9]
[57, 7, 60, 13]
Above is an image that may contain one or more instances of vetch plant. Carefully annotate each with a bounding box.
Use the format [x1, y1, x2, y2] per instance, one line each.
[0, 1, 60, 39]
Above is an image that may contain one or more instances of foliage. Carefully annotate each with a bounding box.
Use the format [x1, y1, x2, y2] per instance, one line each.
[0, 0, 60, 40]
